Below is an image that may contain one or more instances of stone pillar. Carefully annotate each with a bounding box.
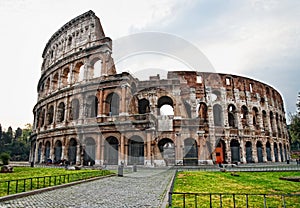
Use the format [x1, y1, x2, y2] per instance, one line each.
[95, 134, 101, 165]
[252, 141, 258, 163]
[61, 146, 65, 160]
[76, 144, 81, 165]
[175, 134, 183, 165]
[120, 134, 125, 164]
[146, 132, 151, 166]
[270, 142, 275, 162]
[240, 139, 246, 163]
[225, 140, 231, 163]
[262, 141, 267, 162]
[100, 137, 105, 165]
[120, 84, 128, 116]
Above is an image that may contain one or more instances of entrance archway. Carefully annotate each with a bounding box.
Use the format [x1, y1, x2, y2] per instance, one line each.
[230, 139, 240, 163]
[54, 140, 62, 163]
[183, 138, 198, 165]
[266, 141, 272, 161]
[84, 138, 96, 166]
[128, 136, 144, 165]
[245, 141, 253, 163]
[44, 141, 51, 163]
[68, 139, 77, 165]
[104, 137, 119, 165]
[274, 143, 279, 162]
[215, 140, 226, 164]
[256, 141, 263, 163]
[158, 138, 175, 166]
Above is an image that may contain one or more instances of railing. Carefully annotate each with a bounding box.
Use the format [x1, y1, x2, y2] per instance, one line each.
[169, 192, 300, 208]
[0, 170, 111, 197]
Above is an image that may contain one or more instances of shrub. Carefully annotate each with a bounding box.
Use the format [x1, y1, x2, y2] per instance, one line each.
[0, 152, 11, 165]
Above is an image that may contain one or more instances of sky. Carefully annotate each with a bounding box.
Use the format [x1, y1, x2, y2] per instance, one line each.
[0, 0, 299, 129]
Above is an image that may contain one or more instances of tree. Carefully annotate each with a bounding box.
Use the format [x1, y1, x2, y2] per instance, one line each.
[14, 127, 22, 140]
[289, 92, 300, 150]
[0, 152, 10, 165]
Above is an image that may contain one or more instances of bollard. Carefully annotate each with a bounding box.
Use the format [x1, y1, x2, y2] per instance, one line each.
[31, 162, 34, 167]
[133, 164, 137, 172]
[118, 165, 124, 177]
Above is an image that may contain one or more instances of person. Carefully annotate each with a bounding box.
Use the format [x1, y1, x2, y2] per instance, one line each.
[296, 158, 299, 166]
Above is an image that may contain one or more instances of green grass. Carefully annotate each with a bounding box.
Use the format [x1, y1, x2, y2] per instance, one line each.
[172, 171, 300, 207]
[0, 167, 113, 196]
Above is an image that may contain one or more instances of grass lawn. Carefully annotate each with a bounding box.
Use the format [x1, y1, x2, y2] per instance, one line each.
[172, 171, 300, 207]
[0, 167, 113, 196]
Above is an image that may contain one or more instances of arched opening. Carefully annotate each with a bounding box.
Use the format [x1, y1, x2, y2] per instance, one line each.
[86, 95, 98, 118]
[104, 136, 119, 165]
[270, 111, 275, 132]
[241, 105, 248, 127]
[70, 99, 80, 120]
[245, 141, 253, 163]
[128, 136, 144, 165]
[215, 140, 226, 164]
[274, 142, 279, 162]
[57, 102, 65, 123]
[252, 107, 259, 130]
[279, 143, 283, 162]
[213, 104, 223, 126]
[93, 59, 102, 78]
[198, 102, 208, 123]
[47, 105, 54, 125]
[61, 67, 70, 87]
[183, 138, 198, 165]
[37, 143, 42, 163]
[54, 140, 62, 163]
[138, 98, 150, 114]
[73, 62, 84, 83]
[266, 141, 272, 161]
[228, 104, 237, 128]
[44, 141, 51, 163]
[158, 96, 174, 116]
[230, 139, 240, 163]
[158, 138, 175, 166]
[262, 110, 268, 131]
[83, 138, 95, 166]
[52, 73, 59, 91]
[68, 139, 77, 165]
[106, 93, 120, 116]
[45, 78, 50, 94]
[256, 141, 263, 163]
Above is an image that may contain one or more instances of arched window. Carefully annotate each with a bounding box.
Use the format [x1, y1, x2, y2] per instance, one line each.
[72, 62, 84, 83]
[47, 105, 54, 125]
[70, 99, 80, 120]
[270, 111, 275, 132]
[92, 59, 102, 78]
[138, 98, 150, 114]
[228, 104, 237, 128]
[106, 93, 120, 116]
[61, 67, 70, 87]
[230, 139, 240, 163]
[57, 102, 65, 122]
[262, 110, 268, 131]
[158, 138, 175, 166]
[198, 102, 208, 123]
[86, 95, 98, 118]
[52, 73, 59, 91]
[158, 96, 174, 116]
[241, 105, 248, 127]
[252, 107, 259, 129]
[213, 104, 223, 126]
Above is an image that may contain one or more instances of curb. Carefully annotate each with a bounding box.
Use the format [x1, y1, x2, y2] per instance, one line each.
[160, 170, 176, 208]
[0, 174, 116, 202]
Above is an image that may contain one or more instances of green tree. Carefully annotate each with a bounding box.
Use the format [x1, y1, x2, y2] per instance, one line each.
[0, 152, 10, 165]
[289, 92, 300, 150]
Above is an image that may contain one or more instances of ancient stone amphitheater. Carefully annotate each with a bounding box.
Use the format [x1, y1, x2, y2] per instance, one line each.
[29, 11, 290, 166]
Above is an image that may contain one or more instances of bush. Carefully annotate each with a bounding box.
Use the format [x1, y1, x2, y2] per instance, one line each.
[0, 152, 10, 165]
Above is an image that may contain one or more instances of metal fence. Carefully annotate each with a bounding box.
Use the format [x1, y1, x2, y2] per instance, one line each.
[169, 192, 300, 208]
[0, 171, 109, 197]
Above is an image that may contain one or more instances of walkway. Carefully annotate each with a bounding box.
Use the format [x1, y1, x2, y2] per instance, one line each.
[0, 168, 174, 208]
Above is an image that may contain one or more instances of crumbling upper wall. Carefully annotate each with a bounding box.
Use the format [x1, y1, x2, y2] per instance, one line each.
[41, 10, 106, 71]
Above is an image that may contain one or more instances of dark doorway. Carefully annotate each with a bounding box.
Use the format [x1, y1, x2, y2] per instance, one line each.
[84, 138, 96, 166]
[256, 141, 263, 163]
[104, 137, 119, 165]
[245, 141, 253, 163]
[158, 138, 175, 166]
[183, 138, 198, 165]
[128, 136, 144, 165]
[230, 139, 240, 163]
[68, 139, 77, 165]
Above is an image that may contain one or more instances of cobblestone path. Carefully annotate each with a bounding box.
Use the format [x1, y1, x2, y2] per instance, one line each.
[0, 168, 174, 208]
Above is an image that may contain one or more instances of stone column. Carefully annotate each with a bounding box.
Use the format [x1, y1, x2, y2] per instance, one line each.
[270, 142, 275, 162]
[252, 141, 258, 163]
[240, 139, 246, 163]
[101, 137, 105, 165]
[97, 89, 103, 116]
[146, 132, 152, 166]
[120, 84, 128, 116]
[95, 134, 101, 165]
[76, 144, 81, 165]
[262, 141, 267, 162]
[120, 134, 125, 164]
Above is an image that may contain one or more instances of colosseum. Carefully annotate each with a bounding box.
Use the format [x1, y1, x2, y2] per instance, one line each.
[29, 10, 290, 166]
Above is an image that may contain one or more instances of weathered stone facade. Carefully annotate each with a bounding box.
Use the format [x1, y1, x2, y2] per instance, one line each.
[30, 11, 290, 166]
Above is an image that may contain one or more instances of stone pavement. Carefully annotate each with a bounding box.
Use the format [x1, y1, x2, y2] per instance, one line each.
[0, 168, 174, 208]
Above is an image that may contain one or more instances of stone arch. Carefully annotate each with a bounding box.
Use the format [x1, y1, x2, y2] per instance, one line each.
[73, 61, 85, 83]
[47, 105, 54, 125]
[241, 105, 248, 127]
[213, 104, 223, 126]
[70, 99, 80, 120]
[61, 67, 70, 87]
[57, 102, 65, 123]
[230, 139, 240, 163]
[216, 139, 226, 164]
[256, 141, 263, 163]
[211, 90, 221, 102]
[83, 137, 96, 166]
[157, 96, 174, 116]
[86, 95, 98, 118]
[44, 141, 51, 163]
[273, 142, 279, 162]
[198, 102, 208, 123]
[105, 92, 120, 116]
[252, 107, 259, 129]
[138, 98, 150, 114]
[68, 138, 77, 165]
[54, 140, 62, 162]
[89, 57, 102, 78]
[45, 77, 51, 94]
[183, 138, 198, 165]
[262, 110, 268, 131]
[245, 141, 253, 163]
[270, 111, 275, 132]
[104, 136, 119, 165]
[52, 72, 59, 91]
[37, 142, 42, 163]
[158, 138, 175, 166]
[128, 136, 144, 165]
[228, 104, 237, 128]
[266, 141, 272, 161]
